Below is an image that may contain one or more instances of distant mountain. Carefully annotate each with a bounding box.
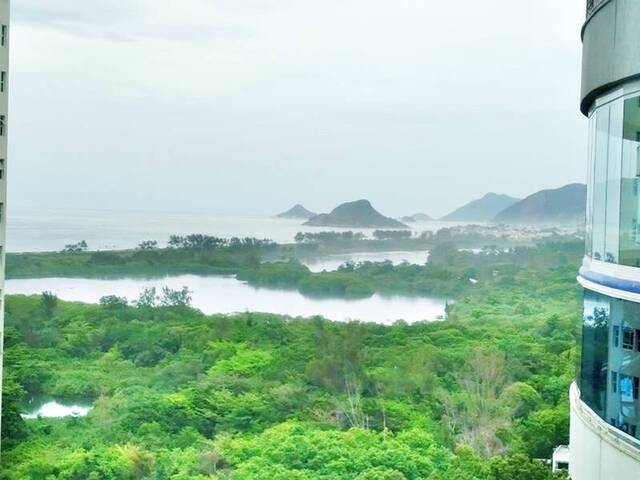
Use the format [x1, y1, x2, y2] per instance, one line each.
[276, 204, 317, 219]
[401, 213, 434, 223]
[492, 183, 586, 225]
[304, 200, 409, 229]
[440, 193, 521, 222]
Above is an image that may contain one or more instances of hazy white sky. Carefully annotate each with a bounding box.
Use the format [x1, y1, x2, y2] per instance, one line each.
[10, 0, 586, 217]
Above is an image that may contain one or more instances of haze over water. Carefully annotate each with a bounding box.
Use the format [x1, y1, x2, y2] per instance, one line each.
[8, 206, 467, 253]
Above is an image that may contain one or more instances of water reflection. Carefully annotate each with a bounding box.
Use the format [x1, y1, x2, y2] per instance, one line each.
[6, 275, 447, 325]
[302, 251, 428, 272]
[23, 400, 92, 419]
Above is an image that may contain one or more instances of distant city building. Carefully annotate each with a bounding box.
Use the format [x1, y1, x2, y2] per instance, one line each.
[572, 0, 640, 478]
[0, 0, 8, 449]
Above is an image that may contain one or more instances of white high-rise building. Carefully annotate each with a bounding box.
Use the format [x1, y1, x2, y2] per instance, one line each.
[0, 0, 9, 447]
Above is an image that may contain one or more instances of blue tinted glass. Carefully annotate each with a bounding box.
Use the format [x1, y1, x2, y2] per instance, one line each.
[581, 290, 640, 438]
[620, 95, 640, 266]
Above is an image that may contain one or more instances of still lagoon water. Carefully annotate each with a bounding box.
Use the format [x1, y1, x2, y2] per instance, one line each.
[6, 275, 447, 325]
[304, 251, 428, 272]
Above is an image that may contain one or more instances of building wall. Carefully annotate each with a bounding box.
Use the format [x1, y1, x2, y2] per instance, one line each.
[575, 1, 640, 476]
[581, 0, 640, 114]
[570, 383, 640, 480]
[0, 0, 9, 448]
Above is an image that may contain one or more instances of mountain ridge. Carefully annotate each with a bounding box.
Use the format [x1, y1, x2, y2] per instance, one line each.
[440, 193, 521, 222]
[492, 183, 586, 224]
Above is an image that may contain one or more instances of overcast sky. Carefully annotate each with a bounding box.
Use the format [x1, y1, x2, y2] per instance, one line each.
[9, 0, 586, 218]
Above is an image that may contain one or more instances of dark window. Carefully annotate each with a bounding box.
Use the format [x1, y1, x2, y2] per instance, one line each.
[614, 325, 620, 347]
[623, 326, 635, 350]
[635, 377, 639, 400]
[612, 371, 618, 393]
[556, 462, 569, 471]
[0, 115, 6, 136]
[0, 159, 5, 179]
[1, 71, 7, 93]
[2, 25, 7, 46]
[580, 291, 610, 417]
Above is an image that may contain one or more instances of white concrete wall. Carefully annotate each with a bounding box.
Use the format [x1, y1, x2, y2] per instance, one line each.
[570, 383, 640, 479]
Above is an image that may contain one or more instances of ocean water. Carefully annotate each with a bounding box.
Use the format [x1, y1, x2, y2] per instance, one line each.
[7, 206, 464, 253]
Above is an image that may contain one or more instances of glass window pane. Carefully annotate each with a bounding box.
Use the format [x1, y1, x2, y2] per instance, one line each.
[592, 106, 611, 261]
[605, 100, 623, 262]
[581, 290, 640, 439]
[586, 113, 597, 257]
[580, 290, 610, 417]
[620, 95, 640, 266]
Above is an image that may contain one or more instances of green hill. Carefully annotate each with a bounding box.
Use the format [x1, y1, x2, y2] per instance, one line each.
[304, 200, 409, 229]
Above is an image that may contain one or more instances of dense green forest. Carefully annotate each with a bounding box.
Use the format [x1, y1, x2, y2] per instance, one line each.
[0, 239, 580, 479]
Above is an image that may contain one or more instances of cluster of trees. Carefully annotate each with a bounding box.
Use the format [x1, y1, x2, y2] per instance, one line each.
[167, 235, 274, 251]
[137, 240, 158, 251]
[372, 230, 413, 240]
[6, 235, 278, 280]
[98, 286, 193, 309]
[1, 249, 577, 478]
[294, 231, 367, 243]
[61, 240, 88, 253]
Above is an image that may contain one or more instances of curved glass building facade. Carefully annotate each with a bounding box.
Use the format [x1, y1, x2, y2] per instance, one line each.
[572, 1, 640, 478]
[579, 88, 640, 440]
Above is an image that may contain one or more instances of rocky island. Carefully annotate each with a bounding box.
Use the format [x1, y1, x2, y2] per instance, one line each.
[276, 204, 317, 219]
[304, 199, 409, 229]
[401, 213, 433, 223]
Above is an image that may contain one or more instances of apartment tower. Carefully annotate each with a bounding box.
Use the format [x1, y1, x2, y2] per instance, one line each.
[571, 0, 640, 478]
[0, 0, 9, 447]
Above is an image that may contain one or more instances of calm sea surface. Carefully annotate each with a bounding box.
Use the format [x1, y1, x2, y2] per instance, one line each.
[8, 206, 464, 253]
[6, 275, 447, 325]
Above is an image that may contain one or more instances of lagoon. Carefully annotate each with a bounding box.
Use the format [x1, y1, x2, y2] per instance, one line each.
[302, 250, 428, 272]
[6, 274, 447, 325]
